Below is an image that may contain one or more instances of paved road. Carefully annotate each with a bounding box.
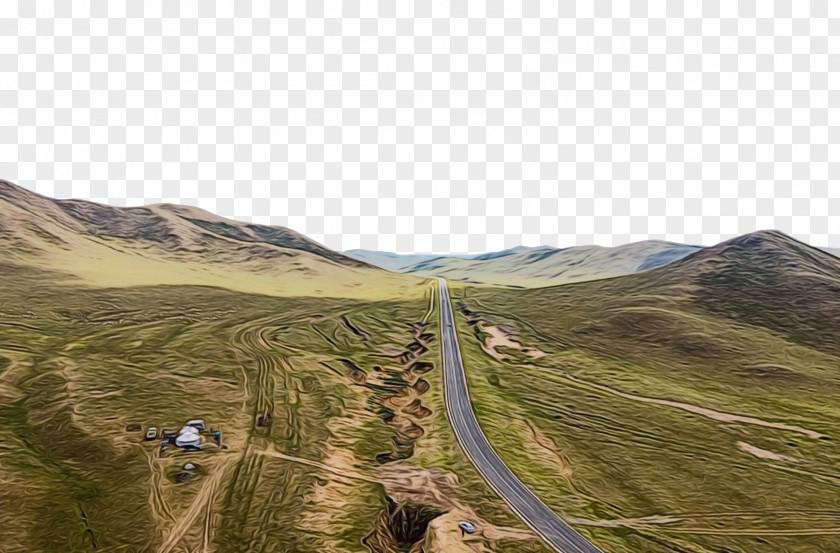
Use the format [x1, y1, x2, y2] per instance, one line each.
[438, 278, 603, 553]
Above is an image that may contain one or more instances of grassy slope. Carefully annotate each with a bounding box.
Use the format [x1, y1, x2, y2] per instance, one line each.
[0, 182, 547, 553]
[450, 231, 840, 553]
[0, 180, 414, 300]
[0, 267, 551, 553]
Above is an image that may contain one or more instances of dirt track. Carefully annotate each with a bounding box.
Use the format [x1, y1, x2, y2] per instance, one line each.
[561, 371, 825, 439]
[156, 456, 234, 553]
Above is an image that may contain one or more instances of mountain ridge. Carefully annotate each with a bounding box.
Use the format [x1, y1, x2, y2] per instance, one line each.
[516, 228, 840, 357]
[0, 180, 414, 299]
[349, 240, 704, 287]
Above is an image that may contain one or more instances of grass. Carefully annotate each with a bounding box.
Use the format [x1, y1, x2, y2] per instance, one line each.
[448, 273, 840, 553]
[0, 263, 549, 553]
[12, 184, 836, 553]
[0, 183, 553, 552]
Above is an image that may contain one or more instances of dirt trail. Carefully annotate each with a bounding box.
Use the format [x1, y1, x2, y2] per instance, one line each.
[560, 372, 825, 439]
[563, 509, 840, 539]
[156, 457, 233, 553]
[564, 513, 840, 538]
[660, 528, 840, 536]
[256, 446, 379, 484]
[523, 420, 573, 482]
[737, 441, 800, 463]
[422, 281, 436, 324]
[147, 453, 174, 525]
[0, 350, 26, 401]
[565, 515, 682, 528]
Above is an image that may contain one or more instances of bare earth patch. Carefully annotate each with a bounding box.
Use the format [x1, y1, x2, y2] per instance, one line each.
[378, 465, 539, 553]
[257, 446, 378, 484]
[480, 323, 547, 361]
[156, 455, 235, 553]
[522, 419, 574, 482]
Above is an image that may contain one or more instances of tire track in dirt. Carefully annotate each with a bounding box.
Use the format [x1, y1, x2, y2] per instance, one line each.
[147, 453, 174, 526]
[256, 446, 379, 483]
[250, 326, 277, 434]
[230, 448, 268, 551]
[242, 353, 309, 553]
[156, 456, 233, 553]
[201, 484, 214, 553]
[216, 315, 305, 552]
[250, 464, 292, 553]
[147, 316, 278, 553]
[559, 371, 825, 439]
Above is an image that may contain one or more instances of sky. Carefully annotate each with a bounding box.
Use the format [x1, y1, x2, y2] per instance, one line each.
[2, 1, 838, 253]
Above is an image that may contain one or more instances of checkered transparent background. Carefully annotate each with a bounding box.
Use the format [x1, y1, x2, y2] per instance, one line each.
[1, 1, 838, 253]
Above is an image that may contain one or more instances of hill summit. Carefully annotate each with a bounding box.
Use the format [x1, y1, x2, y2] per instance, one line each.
[641, 229, 840, 353]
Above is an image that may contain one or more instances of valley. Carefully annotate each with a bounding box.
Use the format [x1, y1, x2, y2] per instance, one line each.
[347, 243, 702, 288]
[0, 182, 548, 553]
[2, 180, 838, 553]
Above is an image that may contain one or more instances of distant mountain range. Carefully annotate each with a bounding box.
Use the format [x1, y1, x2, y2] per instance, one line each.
[5, 179, 839, 292]
[3, 179, 840, 553]
[347, 242, 703, 287]
[343, 249, 482, 272]
[348, 238, 840, 288]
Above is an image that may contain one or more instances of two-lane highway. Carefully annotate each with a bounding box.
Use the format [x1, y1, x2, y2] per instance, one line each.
[438, 278, 603, 553]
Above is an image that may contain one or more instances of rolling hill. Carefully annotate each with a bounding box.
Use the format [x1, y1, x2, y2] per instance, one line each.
[0, 180, 550, 553]
[0, 180, 416, 299]
[449, 230, 840, 553]
[4, 178, 839, 553]
[347, 242, 702, 287]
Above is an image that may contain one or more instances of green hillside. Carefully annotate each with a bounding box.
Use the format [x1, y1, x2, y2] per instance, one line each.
[450, 231, 840, 553]
[0, 181, 548, 553]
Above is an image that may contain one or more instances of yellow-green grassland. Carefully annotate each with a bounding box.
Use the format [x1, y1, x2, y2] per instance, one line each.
[4, 179, 840, 553]
[449, 231, 840, 553]
[0, 181, 548, 553]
